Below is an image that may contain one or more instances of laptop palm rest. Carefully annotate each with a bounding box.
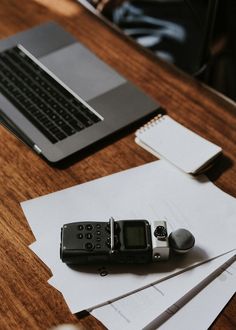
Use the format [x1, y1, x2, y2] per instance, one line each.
[40, 42, 125, 102]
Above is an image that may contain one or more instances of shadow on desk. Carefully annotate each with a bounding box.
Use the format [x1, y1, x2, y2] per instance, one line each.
[53, 110, 160, 169]
[205, 154, 233, 181]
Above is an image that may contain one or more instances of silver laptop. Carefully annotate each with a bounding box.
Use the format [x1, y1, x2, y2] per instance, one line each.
[0, 22, 159, 164]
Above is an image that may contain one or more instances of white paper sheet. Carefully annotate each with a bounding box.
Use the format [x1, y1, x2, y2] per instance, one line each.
[31, 234, 222, 312]
[158, 258, 236, 330]
[91, 253, 236, 330]
[22, 160, 236, 311]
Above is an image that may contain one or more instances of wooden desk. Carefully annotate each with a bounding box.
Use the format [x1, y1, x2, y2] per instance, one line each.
[0, 0, 236, 329]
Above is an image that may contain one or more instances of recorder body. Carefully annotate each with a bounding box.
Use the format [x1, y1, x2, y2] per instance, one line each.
[60, 218, 170, 265]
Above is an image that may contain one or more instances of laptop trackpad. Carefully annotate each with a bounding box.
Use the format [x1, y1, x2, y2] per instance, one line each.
[40, 42, 125, 102]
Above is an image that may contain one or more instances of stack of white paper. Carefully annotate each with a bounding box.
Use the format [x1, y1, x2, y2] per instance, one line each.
[91, 255, 236, 329]
[21, 160, 236, 328]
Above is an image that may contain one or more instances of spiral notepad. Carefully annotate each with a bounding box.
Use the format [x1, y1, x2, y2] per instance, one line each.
[135, 115, 222, 174]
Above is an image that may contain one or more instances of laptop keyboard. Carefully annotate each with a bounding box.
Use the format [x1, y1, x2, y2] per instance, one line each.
[0, 45, 102, 143]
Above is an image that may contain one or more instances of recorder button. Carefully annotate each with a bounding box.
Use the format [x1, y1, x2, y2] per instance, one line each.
[106, 236, 111, 247]
[85, 224, 93, 231]
[86, 233, 93, 239]
[78, 225, 84, 231]
[85, 242, 94, 250]
[106, 235, 119, 249]
[77, 233, 83, 239]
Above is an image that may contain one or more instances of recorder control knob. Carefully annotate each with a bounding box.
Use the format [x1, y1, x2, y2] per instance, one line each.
[169, 228, 195, 254]
[154, 225, 167, 239]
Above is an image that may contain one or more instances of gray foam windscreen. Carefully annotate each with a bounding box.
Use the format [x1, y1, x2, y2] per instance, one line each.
[169, 228, 195, 254]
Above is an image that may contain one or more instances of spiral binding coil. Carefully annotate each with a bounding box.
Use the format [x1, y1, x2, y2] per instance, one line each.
[136, 114, 166, 134]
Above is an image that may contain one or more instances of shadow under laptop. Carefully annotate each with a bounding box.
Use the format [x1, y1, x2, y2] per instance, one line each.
[49, 109, 163, 169]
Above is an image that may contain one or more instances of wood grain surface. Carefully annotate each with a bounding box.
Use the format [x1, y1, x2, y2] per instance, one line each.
[0, 0, 235, 329]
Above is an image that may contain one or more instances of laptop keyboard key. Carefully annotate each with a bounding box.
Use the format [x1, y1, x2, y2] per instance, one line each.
[0, 45, 102, 144]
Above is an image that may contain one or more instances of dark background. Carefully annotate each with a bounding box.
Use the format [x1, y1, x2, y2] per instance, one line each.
[87, 0, 236, 102]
